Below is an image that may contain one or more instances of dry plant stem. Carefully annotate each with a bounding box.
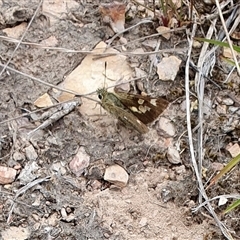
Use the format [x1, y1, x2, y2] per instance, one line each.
[189, 61, 221, 89]
[224, 67, 235, 83]
[193, 194, 240, 212]
[131, 0, 153, 12]
[93, 47, 187, 59]
[195, 16, 217, 206]
[27, 99, 80, 136]
[188, 21, 233, 240]
[0, 62, 104, 103]
[195, 1, 238, 206]
[186, 22, 205, 209]
[0, 99, 80, 126]
[218, 3, 239, 40]
[0, 34, 187, 57]
[0, 35, 93, 54]
[7, 176, 51, 224]
[0, 28, 187, 59]
[195, 0, 232, 88]
[148, 39, 161, 80]
[215, 0, 240, 75]
[0, 63, 82, 97]
[0, 0, 43, 77]
[7, 121, 18, 162]
[222, 7, 240, 83]
[106, 19, 153, 47]
[105, 26, 186, 48]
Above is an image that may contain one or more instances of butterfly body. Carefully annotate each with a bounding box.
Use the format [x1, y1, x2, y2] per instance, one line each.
[97, 88, 168, 134]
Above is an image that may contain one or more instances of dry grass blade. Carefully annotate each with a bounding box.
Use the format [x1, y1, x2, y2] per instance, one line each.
[224, 199, 240, 214]
[209, 153, 240, 188]
[0, 0, 43, 77]
[215, 0, 240, 75]
[186, 17, 234, 240]
[7, 176, 51, 224]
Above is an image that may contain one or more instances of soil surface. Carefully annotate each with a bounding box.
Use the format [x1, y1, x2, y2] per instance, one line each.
[0, 1, 239, 240]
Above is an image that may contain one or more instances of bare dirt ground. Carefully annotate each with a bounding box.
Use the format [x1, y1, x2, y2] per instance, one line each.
[0, 1, 239, 239]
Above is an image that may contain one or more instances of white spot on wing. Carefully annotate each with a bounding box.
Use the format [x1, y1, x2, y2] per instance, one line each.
[130, 106, 140, 113]
[150, 99, 157, 106]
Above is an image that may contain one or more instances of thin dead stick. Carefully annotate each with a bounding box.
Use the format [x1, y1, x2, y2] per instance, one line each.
[7, 176, 51, 224]
[0, 27, 186, 56]
[112, 26, 187, 49]
[189, 61, 221, 89]
[148, 39, 161, 78]
[106, 19, 152, 47]
[187, 20, 233, 240]
[0, 0, 43, 77]
[215, 0, 240, 75]
[0, 63, 82, 96]
[131, 0, 153, 12]
[195, 16, 217, 206]
[0, 35, 94, 54]
[0, 99, 81, 126]
[186, 22, 203, 200]
[27, 99, 81, 136]
[2, 61, 99, 101]
[93, 47, 187, 59]
[193, 194, 240, 212]
[0, 59, 150, 98]
[0, 35, 187, 59]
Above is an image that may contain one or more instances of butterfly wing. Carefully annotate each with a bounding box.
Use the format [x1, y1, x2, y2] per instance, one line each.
[116, 92, 169, 124]
[101, 100, 149, 134]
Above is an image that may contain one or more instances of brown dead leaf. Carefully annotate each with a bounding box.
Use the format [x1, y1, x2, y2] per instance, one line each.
[99, 2, 126, 33]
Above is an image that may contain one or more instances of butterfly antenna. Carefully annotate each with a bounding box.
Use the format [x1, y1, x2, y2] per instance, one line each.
[104, 61, 107, 89]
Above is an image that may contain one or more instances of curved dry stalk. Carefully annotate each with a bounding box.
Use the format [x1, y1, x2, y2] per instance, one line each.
[187, 15, 234, 239]
[106, 19, 152, 47]
[0, 0, 43, 77]
[187, 9, 234, 239]
[0, 63, 82, 97]
[7, 176, 51, 224]
[0, 35, 94, 54]
[215, 0, 240, 75]
[193, 194, 240, 212]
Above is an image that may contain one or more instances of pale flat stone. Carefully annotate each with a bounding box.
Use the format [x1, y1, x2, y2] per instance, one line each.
[216, 104, 227, 115]
[222, 98, 234, 106]
[193, 40, 202, 48]
[69, 147, 90, 177]
[0, 166, 17, 184]
[34, 93, 53, 108]
[18, 161, 40, 185]
[1, 226, 30, 240]
[104, 164, 129, 187]
[25, 145, 38, 161]
[42, 0, 79, 26]
[158, 117, 175, 137]
[156, 26, 171, 40]
[2, 22, 27, 38]
[167, 146, 182, 164]
[226, 143, 240, 157]
[157, 56, 181, 81]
